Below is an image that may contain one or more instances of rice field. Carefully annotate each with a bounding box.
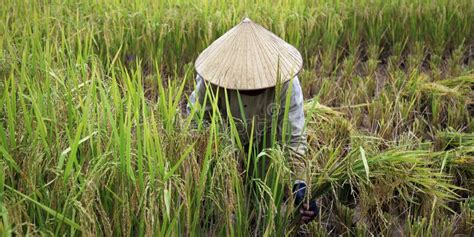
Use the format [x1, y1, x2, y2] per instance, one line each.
[0, 0, 473, 236]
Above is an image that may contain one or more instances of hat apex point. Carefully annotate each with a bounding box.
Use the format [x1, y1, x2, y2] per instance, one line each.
[242, 17, 252, 23]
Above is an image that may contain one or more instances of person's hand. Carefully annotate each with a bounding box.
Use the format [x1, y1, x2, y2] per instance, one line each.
[299, 200, 318, 223]
[293, 181, 318, 224]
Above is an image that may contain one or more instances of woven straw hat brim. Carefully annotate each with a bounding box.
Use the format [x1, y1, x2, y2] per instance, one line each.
[195, 18, 303, 90]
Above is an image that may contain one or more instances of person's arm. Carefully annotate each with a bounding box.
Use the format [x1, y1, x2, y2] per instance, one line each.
[279, 76, 308, 181]
[280, 77, 318, 223]
[187, 74, 212, 119]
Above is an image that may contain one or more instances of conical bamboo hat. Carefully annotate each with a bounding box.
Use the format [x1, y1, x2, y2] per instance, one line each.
[195, 18, 303, 90]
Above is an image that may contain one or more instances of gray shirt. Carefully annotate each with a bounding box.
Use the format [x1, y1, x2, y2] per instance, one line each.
[187, 75, 308, 178]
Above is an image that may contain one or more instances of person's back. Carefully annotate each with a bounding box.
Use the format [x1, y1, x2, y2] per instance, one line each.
[188, 74, 306, 155]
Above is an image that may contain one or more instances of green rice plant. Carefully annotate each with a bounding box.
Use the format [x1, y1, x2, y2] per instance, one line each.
[1, 0, 473, 235]
[318, 10, 344, 76]
[387, 41, 407, 72]
[289, 146, 461, 232]
[341, 54, 358, 81]
[435, 130, 474, 185]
